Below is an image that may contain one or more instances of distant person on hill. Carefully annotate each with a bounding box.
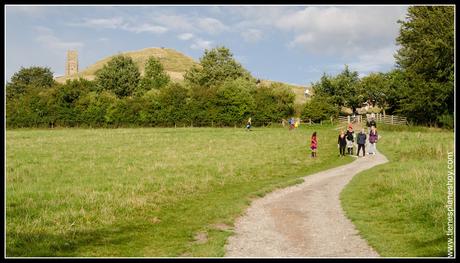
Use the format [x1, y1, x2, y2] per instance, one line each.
[345, 125, 355, 155]
[357, 128, 367, 157]
[338, 130, 347, 157]
[246, 117, 252, 131]
[368, 126, 378, 155]
[310, 131, 317, 158]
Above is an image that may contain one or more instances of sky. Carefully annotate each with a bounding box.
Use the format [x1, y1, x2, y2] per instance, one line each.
[5, 5, 409, 86]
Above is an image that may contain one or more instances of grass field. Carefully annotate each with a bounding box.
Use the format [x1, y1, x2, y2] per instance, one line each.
[341, 125, 455, 257]
[6, 125, 353, 257]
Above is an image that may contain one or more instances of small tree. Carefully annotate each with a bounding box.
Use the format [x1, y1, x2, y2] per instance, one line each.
[184, 46, 253, 88]
[137, 56, 170, 96]
[6, 66, 54, 100]
[301, 95, 340, 122]
[95, 55, 140, 98]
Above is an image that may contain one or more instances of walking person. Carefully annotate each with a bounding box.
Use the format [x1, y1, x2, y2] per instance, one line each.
[310, 131, 317, 158]
[345, 124, 355, 155]
[368, 126, 378, 155]
[289, 117, 294, 130]
[357, 128, 367, 157]
[246, 117, 252, 131]
[338, 130, 347, 157]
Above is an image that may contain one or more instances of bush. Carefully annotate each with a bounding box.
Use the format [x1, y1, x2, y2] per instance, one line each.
[301, 96, 339, 122]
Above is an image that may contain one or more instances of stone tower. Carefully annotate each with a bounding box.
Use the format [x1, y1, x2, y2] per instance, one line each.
[66, 50, 78, 76]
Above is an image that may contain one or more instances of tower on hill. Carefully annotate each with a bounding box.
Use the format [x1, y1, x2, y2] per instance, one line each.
[66, 50, 78, 76]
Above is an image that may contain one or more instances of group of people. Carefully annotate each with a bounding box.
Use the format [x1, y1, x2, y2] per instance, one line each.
[310, 122, 379, 158]
[337, 125, 379, 157]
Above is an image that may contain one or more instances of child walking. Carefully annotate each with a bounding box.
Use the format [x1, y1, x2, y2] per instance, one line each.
[338, 130, 347, 157]
[310, 131, 317, 158]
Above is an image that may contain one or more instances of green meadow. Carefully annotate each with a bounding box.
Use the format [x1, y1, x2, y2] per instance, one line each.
[6, 125, 352, 257]
[341, 125, 454, 257]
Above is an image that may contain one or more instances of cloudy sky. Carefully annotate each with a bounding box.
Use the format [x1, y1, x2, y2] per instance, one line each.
[5, 5, 409, 86]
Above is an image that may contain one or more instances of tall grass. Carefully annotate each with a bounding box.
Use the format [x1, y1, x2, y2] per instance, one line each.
[6, 125, 351, 257]
[341, 126, 454, 257]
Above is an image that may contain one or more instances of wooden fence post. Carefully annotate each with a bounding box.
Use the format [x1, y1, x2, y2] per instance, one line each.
[391, 115, 394, 125]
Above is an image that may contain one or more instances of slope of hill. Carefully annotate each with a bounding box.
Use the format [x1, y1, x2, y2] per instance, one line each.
[55, 47, 199, 83]
[259, 79, 309, 104]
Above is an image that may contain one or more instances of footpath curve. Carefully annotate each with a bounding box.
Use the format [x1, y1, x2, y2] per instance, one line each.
[225, 150, 388, 257]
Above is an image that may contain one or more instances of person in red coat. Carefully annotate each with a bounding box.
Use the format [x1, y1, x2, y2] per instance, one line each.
[310, 131, 317, 158]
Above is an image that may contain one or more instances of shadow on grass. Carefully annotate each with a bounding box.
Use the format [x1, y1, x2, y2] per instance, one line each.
[7, 223, 147, 257]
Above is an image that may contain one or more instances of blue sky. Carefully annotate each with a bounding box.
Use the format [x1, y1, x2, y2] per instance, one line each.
[5, 5, 409, 86]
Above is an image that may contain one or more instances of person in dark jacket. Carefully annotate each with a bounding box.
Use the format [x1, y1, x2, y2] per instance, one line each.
[345, 125, 355, 155]
[357, 128, 367, 157]
[338, 130, 347, 156]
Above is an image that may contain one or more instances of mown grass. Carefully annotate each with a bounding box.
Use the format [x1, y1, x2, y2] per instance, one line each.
[6, 125, 352, 257]
[341, 125, 454, 257]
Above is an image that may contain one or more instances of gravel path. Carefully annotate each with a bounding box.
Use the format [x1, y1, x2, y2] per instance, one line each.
[225, 150, 388, 257]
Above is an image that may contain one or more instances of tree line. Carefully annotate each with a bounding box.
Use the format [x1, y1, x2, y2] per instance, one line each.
[6, 47, 295, 128]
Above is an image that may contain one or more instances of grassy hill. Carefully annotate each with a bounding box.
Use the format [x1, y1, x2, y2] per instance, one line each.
[55, 47, 309, 104]
[55, 47, 199, 83]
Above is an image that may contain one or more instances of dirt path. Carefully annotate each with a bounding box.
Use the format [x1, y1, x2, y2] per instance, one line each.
[225, 150, 388, 257]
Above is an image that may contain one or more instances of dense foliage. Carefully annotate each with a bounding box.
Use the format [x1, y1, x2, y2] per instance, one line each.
[6, 48, 294, 128]
[395, 6, 454, 127]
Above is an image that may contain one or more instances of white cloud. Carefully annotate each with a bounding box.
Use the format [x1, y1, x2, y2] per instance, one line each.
[154, 14, 195, 31]
[241, 29, 263, 43]
[178, 33, 194, 40]
[74, 17, 125, 29]
[34, 26, 84, 51]
[276, 6, 408, 58]
[122, 23, 168, 34]
[348, 46, 397, 74]
[196, 17, 228, 34]
[190, 38, 213, 50]
[69, 17, 167, 34]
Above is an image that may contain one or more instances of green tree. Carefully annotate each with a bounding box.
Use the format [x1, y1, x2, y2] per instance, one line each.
[311, 66, 363, 113]
[184, 46, 253, 88]
[137, 56, 171, 96]
[95, 55, 140, 98]
[301, 95, 340, 122]
[215, 78, 256, 126]
[360, 72, 390, 114]
[6, 66, 54, 100]
[395, 6, 454, 125]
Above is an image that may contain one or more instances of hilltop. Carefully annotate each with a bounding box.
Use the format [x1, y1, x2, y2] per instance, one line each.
[55, 47, 198, 83]
[55, 47, 308, 104]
